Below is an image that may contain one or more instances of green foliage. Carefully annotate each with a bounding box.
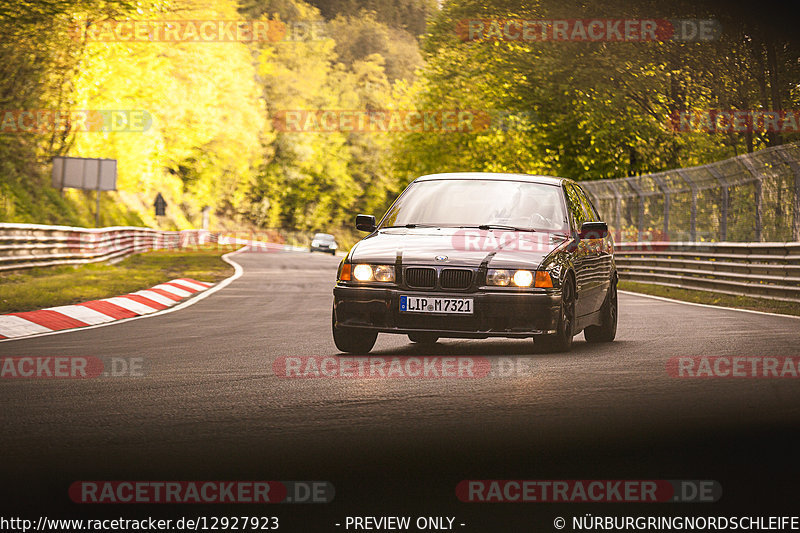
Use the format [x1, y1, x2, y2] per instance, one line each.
[245, 0, 403, 237]
[395, 0, 800, 183]
[1, 0, 424, 241]
[1, 0, 266, 229]
[2, 0, 798, 247]
[325, 12, 423, 82]
[302, 0, 437, 36]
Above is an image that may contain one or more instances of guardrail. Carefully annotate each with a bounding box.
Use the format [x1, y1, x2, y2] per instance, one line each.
[615, 241, 800, 303]
[11, 226, 796, 303]
[0, 223, 210, 272]
[582, 142, 800, 243]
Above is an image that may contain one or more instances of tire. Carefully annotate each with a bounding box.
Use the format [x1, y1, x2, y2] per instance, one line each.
[408, 333, 439, 344]
[332, 307, 377, 354]
[535, 276, 576, 353]
[584, 276, 617, 343]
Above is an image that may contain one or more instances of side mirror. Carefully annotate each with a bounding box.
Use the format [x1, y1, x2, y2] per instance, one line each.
[355, 214, 376, 232]
[579, 221, 608, 240]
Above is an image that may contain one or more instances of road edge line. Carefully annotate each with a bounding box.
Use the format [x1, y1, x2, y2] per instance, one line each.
[619, 289, 800, 320]
[0, 247, 246, 343]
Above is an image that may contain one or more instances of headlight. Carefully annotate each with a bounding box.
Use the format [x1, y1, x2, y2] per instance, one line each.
[486, 269, 511, 286]
[487, 269, 550, 287]
[330, 243, 338, 249]
[350, 264, 395, 282]
[513, 270, 533, 287]
[311, 241, 319, 247]
[373, 265, 394, 282]
[353, 264, 374, 281]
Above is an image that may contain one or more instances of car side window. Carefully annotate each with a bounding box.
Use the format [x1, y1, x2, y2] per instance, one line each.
[576, 185, 599, 222]
[564, 183, 586, 230]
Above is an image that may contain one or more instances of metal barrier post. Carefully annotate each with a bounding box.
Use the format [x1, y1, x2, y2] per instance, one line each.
[626, 180, 646, 242]
[707, 165, 729, 241]
[677, 170, 698, 242]
[652, 174, 670, 241]
[606, 182, 623, 240]
[776, 148, 800, 241]
[740, 157, 763, 242]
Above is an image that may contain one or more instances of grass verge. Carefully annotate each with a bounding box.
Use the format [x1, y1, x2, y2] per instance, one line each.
[0, 245, 237, 313]
[619, 280, 800, 317]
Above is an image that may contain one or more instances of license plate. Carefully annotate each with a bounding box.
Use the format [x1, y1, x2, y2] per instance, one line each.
[400, 295, 473, 314]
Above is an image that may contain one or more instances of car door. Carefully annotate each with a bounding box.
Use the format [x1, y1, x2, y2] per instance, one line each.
[563, 182, 593, 318]
[575, 184, 612, 313]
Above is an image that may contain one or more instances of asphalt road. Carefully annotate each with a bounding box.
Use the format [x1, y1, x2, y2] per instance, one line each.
[2, 249, 800, 530]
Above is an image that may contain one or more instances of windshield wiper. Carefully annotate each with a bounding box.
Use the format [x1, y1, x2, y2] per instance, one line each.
[384, 223, 442, 229]
[461, 224, 536, 232]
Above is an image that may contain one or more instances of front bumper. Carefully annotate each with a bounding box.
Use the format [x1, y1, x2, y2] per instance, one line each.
[311, 245, 335, 253]
[333, 285, 561, 338]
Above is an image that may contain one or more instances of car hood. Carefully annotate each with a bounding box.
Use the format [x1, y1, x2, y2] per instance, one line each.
[349, 227, 568, 270]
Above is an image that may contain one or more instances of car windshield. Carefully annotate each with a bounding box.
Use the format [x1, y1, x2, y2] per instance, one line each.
[379, 179, 569, 233]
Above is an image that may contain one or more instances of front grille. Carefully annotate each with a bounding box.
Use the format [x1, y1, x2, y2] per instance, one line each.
[405, 267, 436, 288]
[440, 268, 473, 289]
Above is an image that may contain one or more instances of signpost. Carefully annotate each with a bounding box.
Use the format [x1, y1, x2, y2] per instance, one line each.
[51, 156, 117, 227]
[154, 193, 167, 217]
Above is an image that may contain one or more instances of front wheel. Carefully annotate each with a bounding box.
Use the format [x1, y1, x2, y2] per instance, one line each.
[535, 277, 575, 353]
[332, 307, 377, 354]
[584, 277, 617, 343]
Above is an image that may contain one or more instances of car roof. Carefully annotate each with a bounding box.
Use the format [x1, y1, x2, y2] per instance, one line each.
[413, 172, 567, 186]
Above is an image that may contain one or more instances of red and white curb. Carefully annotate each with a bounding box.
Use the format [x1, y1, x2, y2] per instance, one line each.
[0, 278, 212, 340]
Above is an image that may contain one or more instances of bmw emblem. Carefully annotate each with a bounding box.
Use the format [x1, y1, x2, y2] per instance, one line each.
[435, 255, 448, 262]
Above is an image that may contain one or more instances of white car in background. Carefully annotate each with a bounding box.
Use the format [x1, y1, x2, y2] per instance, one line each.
[310, 233, 338, 255]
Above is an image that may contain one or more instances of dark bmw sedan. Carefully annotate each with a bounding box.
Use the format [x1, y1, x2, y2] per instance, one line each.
[332, 173, 617, 353]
